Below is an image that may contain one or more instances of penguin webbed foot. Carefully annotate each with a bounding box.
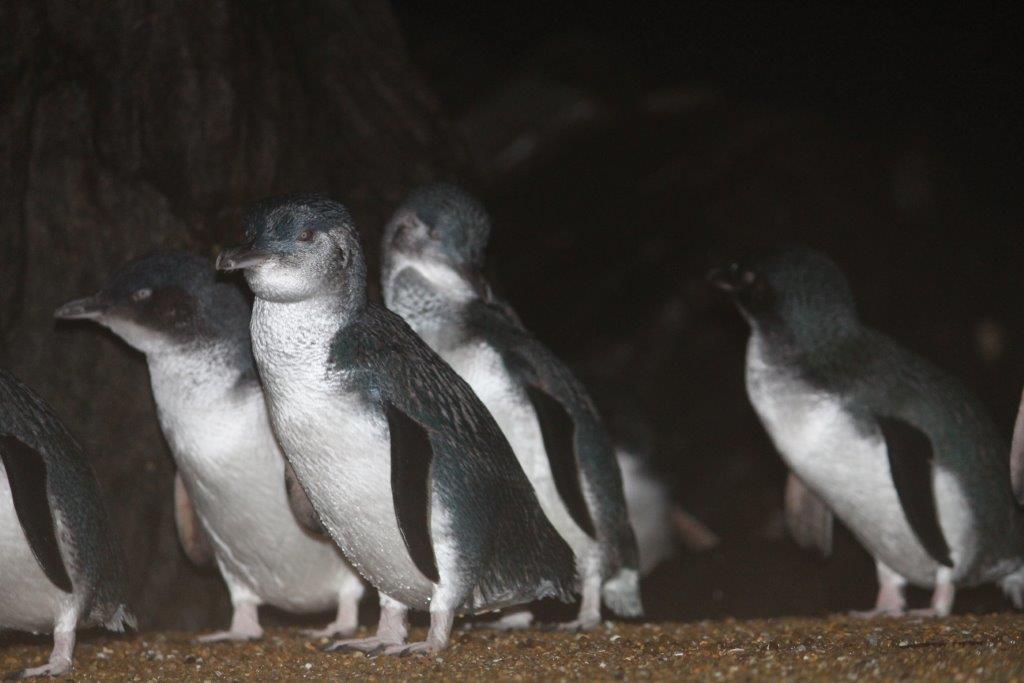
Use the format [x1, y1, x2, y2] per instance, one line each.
[378, 640, 442, 657]
[195, 628, 263, 643]
[849, 607, 906, 619]
[302, 622, 357, 641]
[321, 636, 402, 656]
[544, 617, 601, 633]
[463, 609, 534, 632]
[196, 602, 264, 642]
[3, 658, 71, 680]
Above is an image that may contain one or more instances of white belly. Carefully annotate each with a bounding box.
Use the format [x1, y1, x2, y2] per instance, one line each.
[0, 461, 66, 633]
[264, 381, 434, 609]
[154, 379, 351, 613]
[617, 449, 675, 575]
[445, 342, 595, 557]
[746, 336, 973, 586]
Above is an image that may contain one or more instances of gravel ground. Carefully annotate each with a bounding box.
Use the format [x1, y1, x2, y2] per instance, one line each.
[3, 614, 1024, 681]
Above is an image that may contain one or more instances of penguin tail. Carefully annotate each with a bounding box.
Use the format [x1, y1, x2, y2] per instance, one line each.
[999, 569, 1024, 610]
[602, 568, 643, 618]
[105, 604, 138, 632]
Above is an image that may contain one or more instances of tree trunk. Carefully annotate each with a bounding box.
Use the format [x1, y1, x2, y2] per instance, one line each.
[0, 0, 471, 629]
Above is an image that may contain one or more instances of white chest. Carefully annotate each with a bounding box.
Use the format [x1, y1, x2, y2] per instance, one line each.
[251, 304, 434, 607]
[146, 355, 348, 611]
[745, 335, 972, 585]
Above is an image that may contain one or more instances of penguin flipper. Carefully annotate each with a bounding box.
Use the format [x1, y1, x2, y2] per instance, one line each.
[875, 415, 953, 567]
[1010, 388, 1024, 505]
[0, 434, 74, 592]
[524, 385, 597, 538]
[466, 298, 640, 577]
[284, 460, 327, 537]
[173, 472, 214, 567]
[385, 401, 440, 583]
[783, 472, 833, 557]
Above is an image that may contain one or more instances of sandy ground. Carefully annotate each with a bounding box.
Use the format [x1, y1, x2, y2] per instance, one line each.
[3, 614, 1024, 681]
[2, 614, 1024, 683]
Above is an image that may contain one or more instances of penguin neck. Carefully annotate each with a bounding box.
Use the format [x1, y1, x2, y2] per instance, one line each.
[250, 292, 362, 385]
[385, 253, 477, 306]
[383, 255, 478, 350]
[750, 313, 861, 375]
[145, 339, 253, 412]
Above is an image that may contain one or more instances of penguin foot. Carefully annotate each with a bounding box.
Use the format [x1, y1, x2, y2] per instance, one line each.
[849, 607, 905, 619]
[302, 622, 358, 640]
[195, 627, 263, 643]
[3, 658, 71, 679]
[465, 610, 534, 631]
[545, 617, 601, 633]
[321, 636, 402, 656]
[379, 641, 441, 657]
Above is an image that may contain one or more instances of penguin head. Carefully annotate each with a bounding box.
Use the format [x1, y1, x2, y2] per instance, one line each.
[217, 194, 367, 306]
[383, 183, 491, 272]
[55, 250, 244, 354]
[709, 246, 859, 340]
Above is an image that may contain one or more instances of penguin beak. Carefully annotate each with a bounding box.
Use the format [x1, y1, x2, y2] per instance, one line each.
[386, 212, 424, 252]
[707, 263, 753, 293]
[216, 244, 271, 271]
[54, 295, 109, 320]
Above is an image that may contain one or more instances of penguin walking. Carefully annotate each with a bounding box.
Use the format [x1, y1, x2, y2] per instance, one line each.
[381, 183, 641, 630]
[55, 251, 365, 642]
[0, 368, 134, 678]
[710, 246, 1024, 616]
[215, 195, 577, 655]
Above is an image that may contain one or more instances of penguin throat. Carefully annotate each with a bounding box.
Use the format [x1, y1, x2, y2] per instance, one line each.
[754, 311, 859, 367]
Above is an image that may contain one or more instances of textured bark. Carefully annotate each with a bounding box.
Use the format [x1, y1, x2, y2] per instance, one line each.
[0, 0, 470, 629]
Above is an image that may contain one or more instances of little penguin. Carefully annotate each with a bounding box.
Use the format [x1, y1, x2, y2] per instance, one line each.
[55, 251, 365, 642]
[710, 246, 1024, 616]
[215, 194, 577, 655]
[0, 368, 134, 678]
[381, 183, 641, 630]
[616, 448, 719, 575]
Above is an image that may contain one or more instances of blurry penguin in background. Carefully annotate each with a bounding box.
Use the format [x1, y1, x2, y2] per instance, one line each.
[712, 246, 1024, 616]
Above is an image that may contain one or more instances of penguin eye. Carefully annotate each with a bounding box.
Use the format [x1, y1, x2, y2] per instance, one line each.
[131, 288, 152, 302]
[297, 229, 314, 242]
[428, 227, 440, 240]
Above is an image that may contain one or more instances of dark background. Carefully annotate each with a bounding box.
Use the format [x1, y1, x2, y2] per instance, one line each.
[2, 1, 1022, 629]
